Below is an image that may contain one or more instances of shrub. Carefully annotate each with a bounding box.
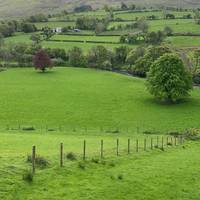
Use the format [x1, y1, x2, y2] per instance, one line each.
[22, 126, 35, 131]
[69, 47, 86, 67]
[78, 161, 86, 170]
[23, 170, 33, 183]
[118, 174, 123, 180]
[91, 158, 99, 164]
[27, 155, 49, 168]
[184, 128, 200, 140]
[52, 58, 65, 66]
[132, 46, 172, 77]
[66, 152, 77, 161]
[88, 46, 114, 70]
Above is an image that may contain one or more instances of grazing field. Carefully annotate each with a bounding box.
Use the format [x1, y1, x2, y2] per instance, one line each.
[149, 19, 200, 33]
[165, 36, 200, 47]
[1, 131, 200, 200]
[114, 10, 194, 20]
[0, 67, 200, 132]
[51, 35, 120, 43]
[34, 21, 75, 30]
[42, 41, 127, 52]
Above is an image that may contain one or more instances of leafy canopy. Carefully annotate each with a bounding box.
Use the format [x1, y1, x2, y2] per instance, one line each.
[147, 53, 192, 103]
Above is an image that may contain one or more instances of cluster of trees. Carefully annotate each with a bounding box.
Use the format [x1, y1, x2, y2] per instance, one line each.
[190, 50, 200, 84]
[74, 5, 93, 13]
[0, 41, 194, 103]
[27, 14, 48, 22]
[0, 20, 37, 38]
[194, 11, 200, 24]
[75, 17, 109, 34]
[120, 26, 172, 45]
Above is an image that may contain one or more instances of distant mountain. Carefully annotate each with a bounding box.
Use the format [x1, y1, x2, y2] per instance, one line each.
[0, 0, 199, 18]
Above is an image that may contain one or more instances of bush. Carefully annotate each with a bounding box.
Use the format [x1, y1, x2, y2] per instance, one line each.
[66, 152, 77, 161]
[88, 46, 114, 70]
[184, 128, 200, 140]
[27, 155, 49, 168]
[118, 174, 123, 180]
[78, 161, 86, 170]
[132, 46, 172, 77]
[193, 69, 200, 84]
[22, 126, 35, 131]
[23, 170, 33, 183]
[52, 58, 65, 66]
[91, 158, 99, 164]
[68, 47, 86, 67]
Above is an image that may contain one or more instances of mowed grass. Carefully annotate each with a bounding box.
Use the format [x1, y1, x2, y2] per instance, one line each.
[0, 67, 200, 132]
[165, 36, 200, 47]
[109, 19, 200, 33]
[1, 131, 200, 200]
[149, 19, 200, 33]
[34, 21, 75, 29]
[51, 34, 120, 43]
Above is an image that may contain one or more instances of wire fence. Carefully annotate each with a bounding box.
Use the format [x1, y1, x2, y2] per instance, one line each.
[30, 135, 185, 174]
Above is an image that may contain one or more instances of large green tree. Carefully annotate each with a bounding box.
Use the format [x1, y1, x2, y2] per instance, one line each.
[147, 53, 192, 103]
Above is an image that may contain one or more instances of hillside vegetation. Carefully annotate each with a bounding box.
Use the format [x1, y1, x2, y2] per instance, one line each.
[0, 68, 200, 132]
[0, 0, 200, 18]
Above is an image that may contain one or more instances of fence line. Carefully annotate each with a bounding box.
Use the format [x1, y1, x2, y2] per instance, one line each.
[30, 135, 184, 174]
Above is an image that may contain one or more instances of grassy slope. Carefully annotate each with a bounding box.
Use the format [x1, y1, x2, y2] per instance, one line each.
[0, 67, 200, 132]
[0, 0, 199, 18]
[1, 131, 200, 200]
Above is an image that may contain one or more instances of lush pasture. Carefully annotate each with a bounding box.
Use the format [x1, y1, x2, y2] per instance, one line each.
[109, 19, 200, 33]
[0, 68, 200, 132]
[165, 36, 200, 47]
[51, 34, 120, 43]
[149, 19, 200, 33]
[42, 41, 127, 52]
[114, 10, 194, 20]
[34, 21, 75, 29]
[5, 33, 33, 44]
[1, 131, 200, 200]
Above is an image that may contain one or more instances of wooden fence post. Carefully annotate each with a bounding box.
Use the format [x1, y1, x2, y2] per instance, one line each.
[171, 137, 173, 146]
[151, 138, 153, 150]
[83, 140, 86, 160]
[175, 137, 177, 146]
[101, 140, 104, 159]
[136, 139, 139, 153]
[60, 143, 63, 167]
[162, 137, 164, 149]
[32, 146, 36, 174]
[117, 139, 119, 156]
[157, 136, 159, 147]
[128, 138, 130, 154]
[144, 138, 146, 151]
[166, 137, 169, 146]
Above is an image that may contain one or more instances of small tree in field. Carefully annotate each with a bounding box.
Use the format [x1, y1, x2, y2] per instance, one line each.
[147, 53, 192, 103]
[33, 49, 52, 72]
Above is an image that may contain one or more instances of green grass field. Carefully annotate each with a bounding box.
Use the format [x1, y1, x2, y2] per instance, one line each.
[1, 130, 200, 200]
[51, 35, 120, 43]
[114, 11, 194, 20]
[165, 36, 200, 47]
[34, 21, 75, 29]
[1, 67, 200, 200]
[0, 67, 200, 132]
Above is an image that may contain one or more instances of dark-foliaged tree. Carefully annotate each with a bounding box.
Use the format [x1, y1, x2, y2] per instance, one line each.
[33, 49, 52, 72]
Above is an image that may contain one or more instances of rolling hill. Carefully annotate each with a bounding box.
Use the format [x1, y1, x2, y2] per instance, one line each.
[0, 0, 199, 18]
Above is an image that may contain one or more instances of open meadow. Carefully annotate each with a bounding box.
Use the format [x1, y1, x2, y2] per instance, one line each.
[0, 4, 200, 200]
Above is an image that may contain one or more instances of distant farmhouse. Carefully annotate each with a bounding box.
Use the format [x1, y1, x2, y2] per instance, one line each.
[53, 27, 62, 33]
